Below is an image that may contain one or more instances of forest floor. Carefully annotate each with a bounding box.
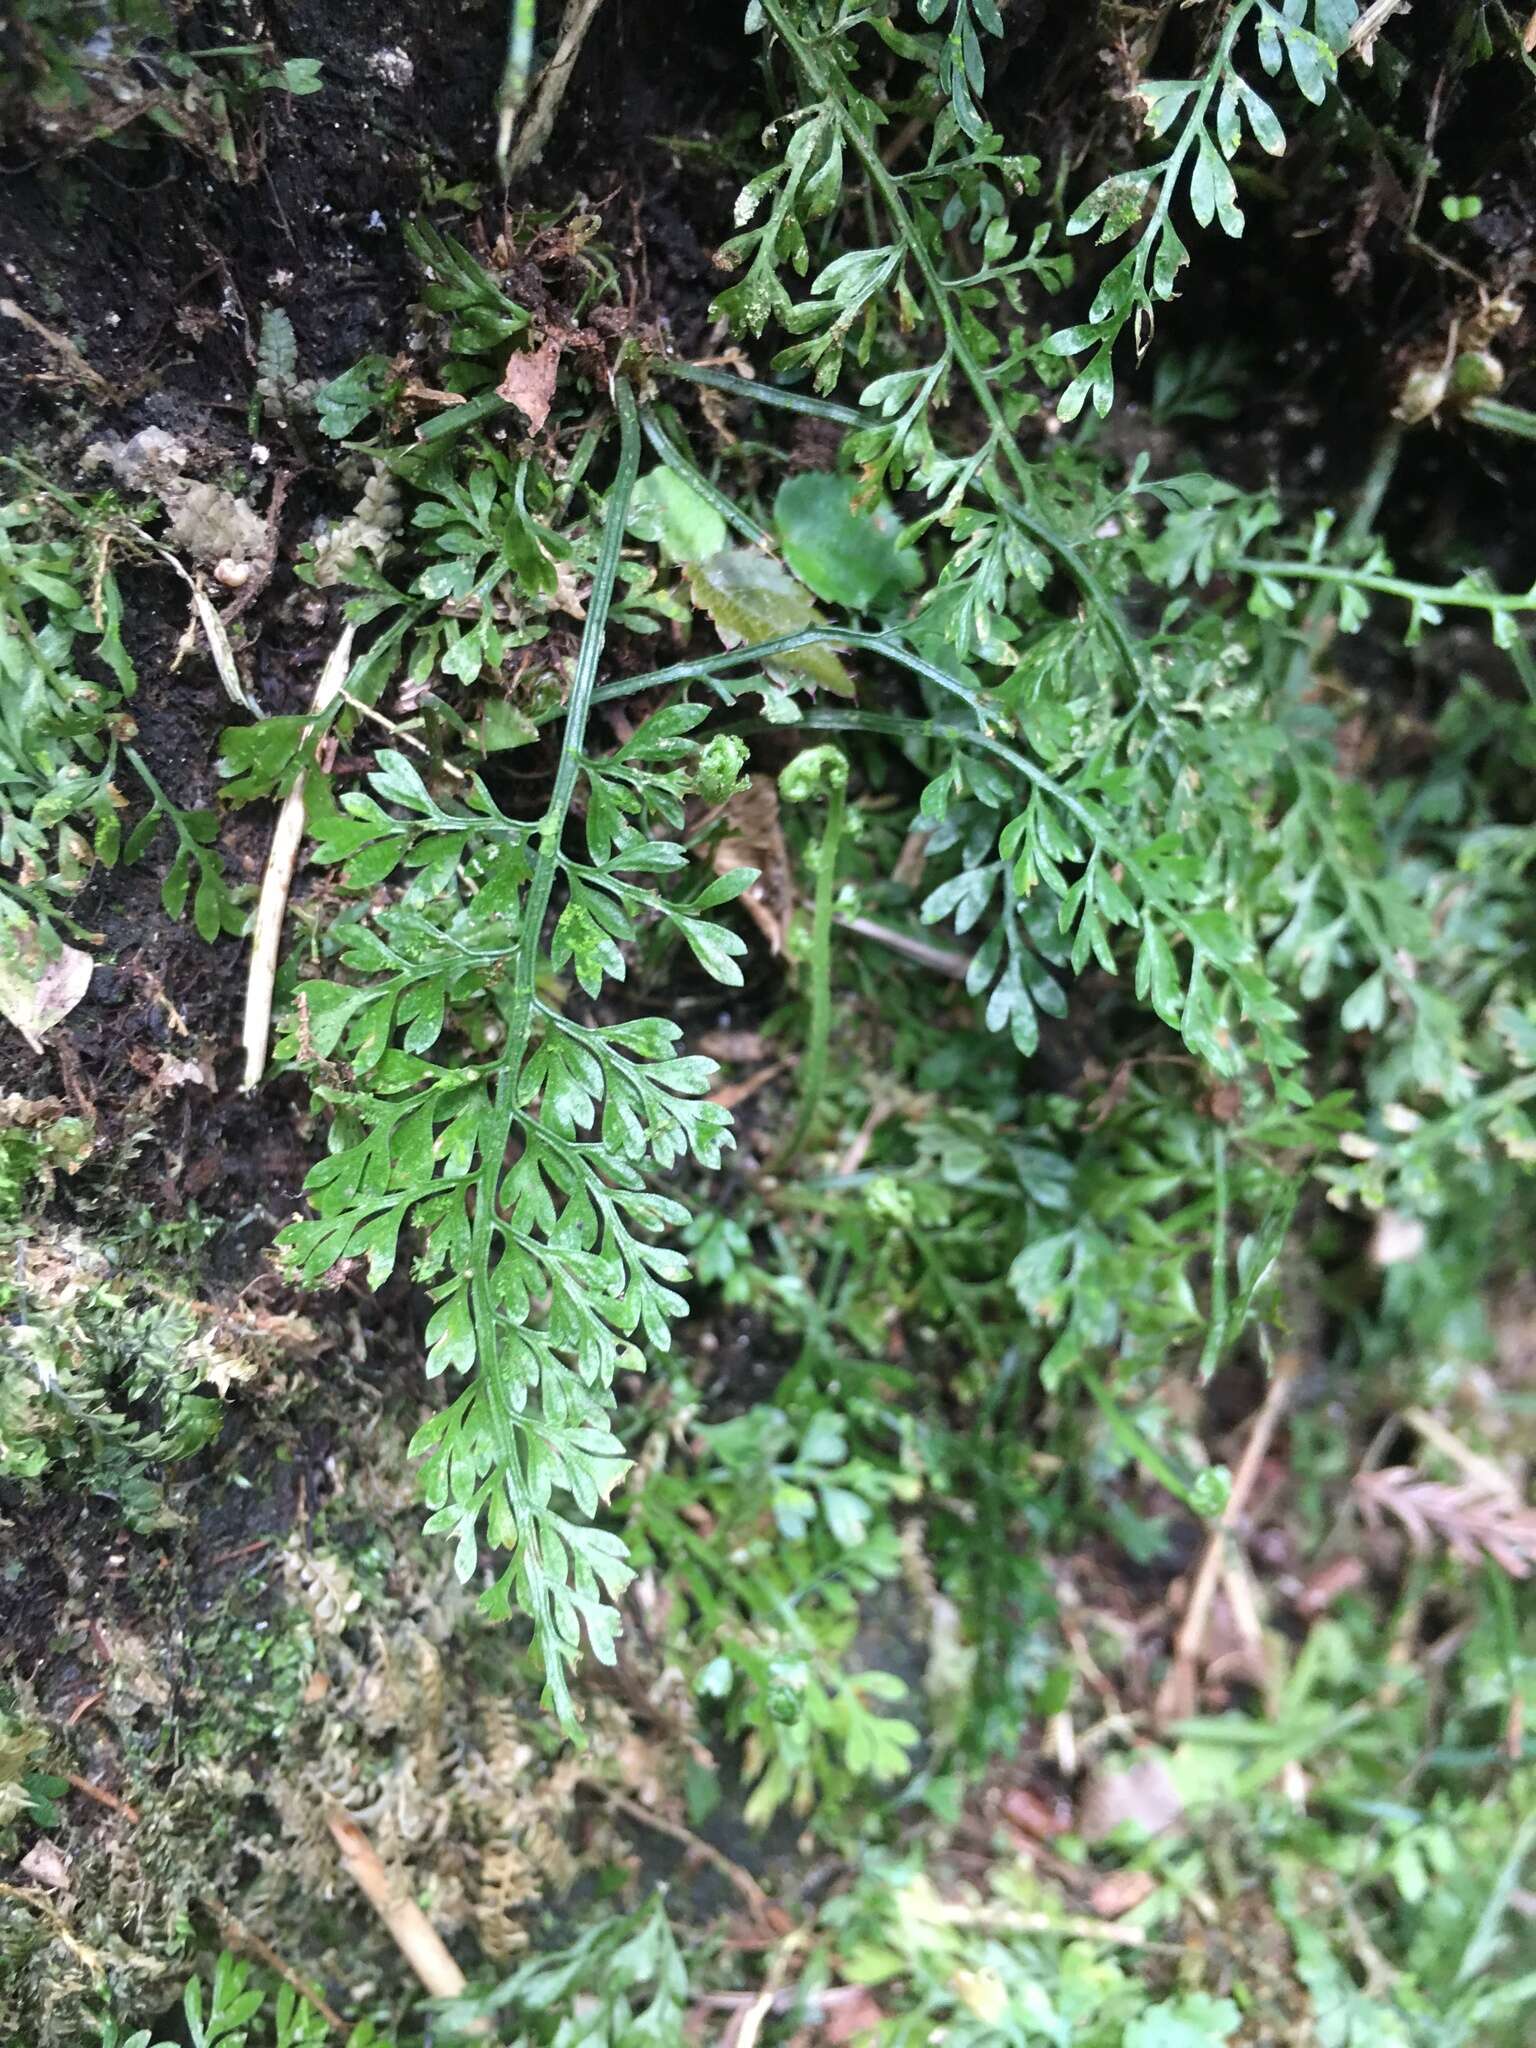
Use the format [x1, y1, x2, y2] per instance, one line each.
[4, 3, 1536, 2044]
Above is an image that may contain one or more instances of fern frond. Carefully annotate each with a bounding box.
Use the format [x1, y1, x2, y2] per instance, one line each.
[1045, 0, 1359, 417]
[280, 379, 749, 1732]
[1355, 1466, 1536, 1578]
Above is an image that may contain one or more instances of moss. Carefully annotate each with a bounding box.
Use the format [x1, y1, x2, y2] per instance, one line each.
[0, 1217, 317, 1528]
[0, 1379, 657, 2043]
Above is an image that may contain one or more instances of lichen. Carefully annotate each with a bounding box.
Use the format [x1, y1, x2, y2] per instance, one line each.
[163, 479, 267, 566]
[82, 430, 266, 565]
[310, 465, 403, 586]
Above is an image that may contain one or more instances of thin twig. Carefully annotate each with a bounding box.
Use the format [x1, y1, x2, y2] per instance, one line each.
[201, 1898, 347, 2033]
[503, 0, 610, 181]
[220, 470, 294, 627]
[707, 1057, 793, 1111]
[593, 1785, 779, 1924]
[242, 623, 355, 1090]
[1217, 1550, 1298, 1798]
[338, 688, 465, 779]
[719, 1931, 807, 2048]
[1402, 1405, 1518, 1499]
[837, 913, 972, 979]
[834, 1092, 899, 1179]
[1158, 1352, 1300, 1722]
[64, 1773, 140, 1824]
[0, 1884, 110, 1978]
[0, 297, 115, 400]
[326, 1810, 467, 2001]
[206, 1535, 274, 1569]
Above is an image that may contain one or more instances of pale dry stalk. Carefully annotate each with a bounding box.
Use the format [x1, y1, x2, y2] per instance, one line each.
[504, 0, 610, 180]
[242, 624, 356, 1090]
[325, 1809, 468, 2003]
[1158, 1351, 1300, 1721]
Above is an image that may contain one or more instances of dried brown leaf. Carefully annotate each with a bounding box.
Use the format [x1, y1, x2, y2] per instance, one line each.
[0, 928, 93, 1052]
[130, 1048, 217, 1095]
[1000, 1784, 1069, 1841]
[1089, 1868, 1157, 1919]
[0, 1092, 71, 1129]
[1294, 1554, 1368, 1617]
[821, 1985, 887, 2043]
[17, 1840, 71, 1891]
[1078, 1755, 1184, 1843]
[713, 774, 793, 954]
[697, 1029, 771, 1063]
[1355, 1465, 1536, 1578]
[497, 337, 563, 434]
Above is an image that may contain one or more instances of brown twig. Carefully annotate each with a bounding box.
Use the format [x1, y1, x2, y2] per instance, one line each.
[0, 1883, 110, 1977]
[220, 469, 294, 626]
[207, 1536, 275, 1569]
[503, 0, 610, 180]
[201, 1899, 346, 2033]
[337, 688, 465, 780]
[834, 1092, 899, 1180]
[0, 297, 115, 400]
[1157, 1351, 1300, 1722]
[1402, 1404, 1516, 1498]
[593, 1786, 780, 1925]
[64, 1691, 105, 1728]
[717, 1930, 808, 2048]
[707, 1058, 793, 1111]
[64, 1773, 140, 1824]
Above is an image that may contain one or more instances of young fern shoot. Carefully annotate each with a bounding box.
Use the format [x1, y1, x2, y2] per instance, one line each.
[775, 745, 850, 1166]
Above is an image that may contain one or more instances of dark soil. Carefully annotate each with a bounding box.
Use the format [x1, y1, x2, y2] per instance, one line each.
[0, 0, 751, 1199]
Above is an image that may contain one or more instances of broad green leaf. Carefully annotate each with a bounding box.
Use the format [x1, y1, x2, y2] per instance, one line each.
[773, 473, 921, 611]
[686, 547, 854, 697]
[627, 467, 727, 564]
